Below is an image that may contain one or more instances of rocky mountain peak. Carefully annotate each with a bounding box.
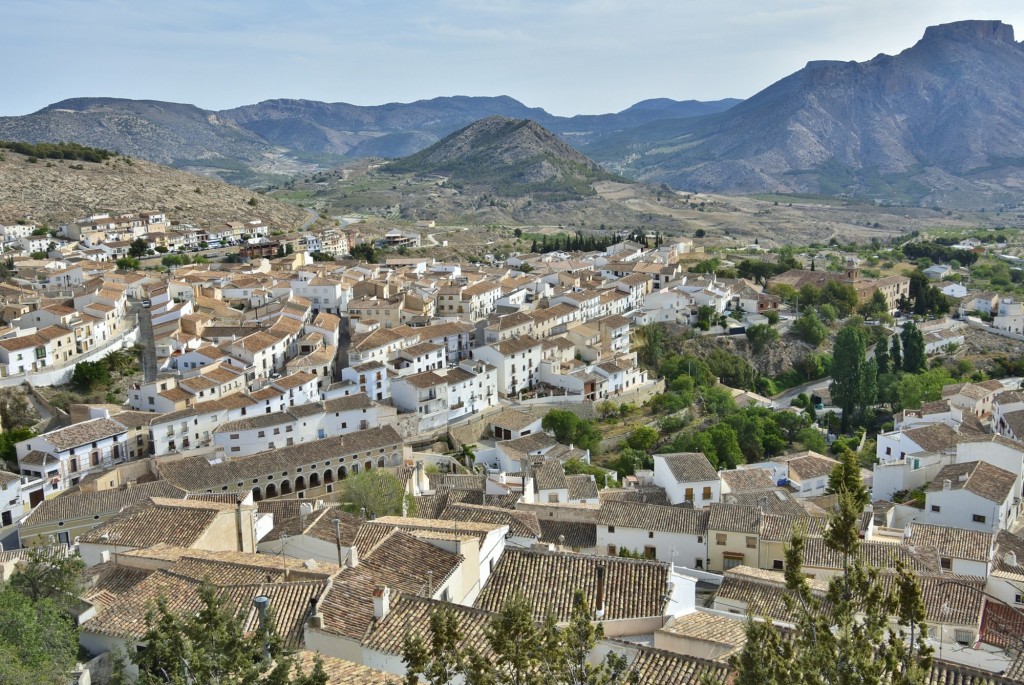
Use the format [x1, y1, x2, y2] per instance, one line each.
[919, 19, 1016, 46]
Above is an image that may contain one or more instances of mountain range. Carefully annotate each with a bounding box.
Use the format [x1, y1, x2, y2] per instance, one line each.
[2, 20, 1023, 207]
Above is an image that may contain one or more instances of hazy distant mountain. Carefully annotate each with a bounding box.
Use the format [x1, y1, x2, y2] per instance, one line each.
[592, 20, 1024, 207]
[385, 116, 619, 198]
[0, 95, 738, 183]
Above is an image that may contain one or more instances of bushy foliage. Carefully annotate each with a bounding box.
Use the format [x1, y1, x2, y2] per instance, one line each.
[0, 140, 114, 162]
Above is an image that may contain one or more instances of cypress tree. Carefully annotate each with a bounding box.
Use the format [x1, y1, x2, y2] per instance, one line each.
[890, 334, 902, 371]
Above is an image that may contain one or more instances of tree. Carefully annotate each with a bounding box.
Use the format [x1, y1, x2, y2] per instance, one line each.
[133, 582, 327, 685]
[350, 242, 380, 263]
[830, 325, 873, 433]
[71, 359, 111, 393]
[874, 336, 891, 376]
[129, 237, 150, 257]
[796, 426, 827, 452]
[745, 324, 779, 354]
[826, 447, 869, 509]
[596, 399, 619, 420]
[8, 546, 84, 610]
[338, 469, 415, 518]
[542, 410, 600, 454]
[403, 605, 467, 685]
[633, 323, 664, 369]
[476, 594, 547, 685]
[731, 478, 932, 685]
[624, 425, 658, 452]
[900, 322, 926, 373]
[890, 334, 902, 371]
[0, 387, 35, 431]
[792, 311, 828, 347]
[116, 256, 140, 270]
[0, 585, 78, 685]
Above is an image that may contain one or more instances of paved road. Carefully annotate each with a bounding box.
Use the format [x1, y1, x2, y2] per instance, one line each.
[299, 207, 318, 231]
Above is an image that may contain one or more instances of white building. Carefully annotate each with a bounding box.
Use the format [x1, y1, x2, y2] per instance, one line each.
[922, 461, 1018, 532]
[652, 453, 721, 507]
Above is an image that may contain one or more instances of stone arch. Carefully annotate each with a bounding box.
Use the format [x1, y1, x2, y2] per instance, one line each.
[309, 472, 321, 488]
[295, 476, 306, 492]
[251, 487, 263, 502]
[364, 460, 373, 472]
[350, 463, 359, 476]
[265, 483, 278, 499]
[377, 456, 386, 468]
[281, 480, 293, 496]
[323, 469, 334, 484]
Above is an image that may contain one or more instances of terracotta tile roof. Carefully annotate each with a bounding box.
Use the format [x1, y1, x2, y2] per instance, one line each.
[22, 481, 186, 527]
[292, 651, 395, 685]
[777, 451, 840, 481]
[371, 515, 504, 543]
[658, 611, 747, 655]
[538, 520, 597, 549]
[475, 548, 669, 622]
[439, 502, 541, 538]
[599, 487, 670, 506]
[599, 500, 709, 536]
[708, 503, 760, 534]
[908, 522, 995, 563]
[491, 335, 542, 355]
[800, 537, 940, 573]
[658, 453, 719, 483]
[902, 423, 962, 453]
[758, 513, 830, 542]
[36, 417, 128, 451]
[723, 489, 808, 516]
[77, 497, 234, 548]
[488, 407, 539, 431]
[628, 646, 732, 685]
[926, 460, 1017, 504]
[720, 468, 776, 493]
[361, 593, 494, 657]
[157, 425, 403, 492]
[533, 459, 568, 491]
[567, 474, 599, 501]
[357, 530, 463, 596]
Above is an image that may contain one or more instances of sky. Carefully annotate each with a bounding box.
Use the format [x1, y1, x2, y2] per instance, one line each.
[4, 0, 1024, 117]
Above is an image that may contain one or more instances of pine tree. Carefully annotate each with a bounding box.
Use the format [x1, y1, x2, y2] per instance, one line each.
[826, 447, 869, 510]
[733, 464, 931, 685]
[403, 606, 466, 685]
[890, 334, 902, 371]
[874, 337, 890, 376]
[829, 325, 869, 433]
[132, 583, 327, 685]
[900, 322, 926, 373]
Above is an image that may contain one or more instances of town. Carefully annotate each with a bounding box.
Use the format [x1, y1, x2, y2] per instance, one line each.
[1, 206, 1024, 685]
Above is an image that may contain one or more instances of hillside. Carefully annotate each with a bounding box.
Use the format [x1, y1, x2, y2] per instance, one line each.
[0, 96, 738, 184]
[0, 148, 311, 230]
[384, 117, 619, 198]
[591, 20, 1024, 207]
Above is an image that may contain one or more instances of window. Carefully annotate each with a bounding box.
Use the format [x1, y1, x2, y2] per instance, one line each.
[954, 630, 973, 646]
[644, 546, 656, 559]
[702, 486, 712, 500]
[773, 559, 784, 570]
[258, 431, 265, 438]
[607, 545, 617, 556]
[885, 446, 891, 455]
[972, 514, 986, 524]
[931, 505, 941, 513]
[746, 536, 757, 549]
[684, 487, 694, 502]
[607, 526, 615, 534]
[940, 557, 952, 570]
[1015, 594, 1024, 605]
[722, 553, 744, 571]
[716, 533, 727, 546]
[695, 558, 703, 569]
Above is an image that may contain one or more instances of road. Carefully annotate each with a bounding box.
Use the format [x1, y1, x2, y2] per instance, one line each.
[771, 344, 876, 409]
[299, 207, 318, 231]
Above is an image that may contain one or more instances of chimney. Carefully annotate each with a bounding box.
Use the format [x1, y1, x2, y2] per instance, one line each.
[346, 545, 359, 568]
[236, 499, 246, 552]
[942, 479, 951, 491]
[594, 564, 606, 620]
[307, 596, 323, 629]
[958, 472, 969, 483]
[1006, 551, 1018, 567]
[372, 586, 391, 620]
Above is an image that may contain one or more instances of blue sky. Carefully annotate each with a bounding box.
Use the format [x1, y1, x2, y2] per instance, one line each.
[4, 0, 1024, 116]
